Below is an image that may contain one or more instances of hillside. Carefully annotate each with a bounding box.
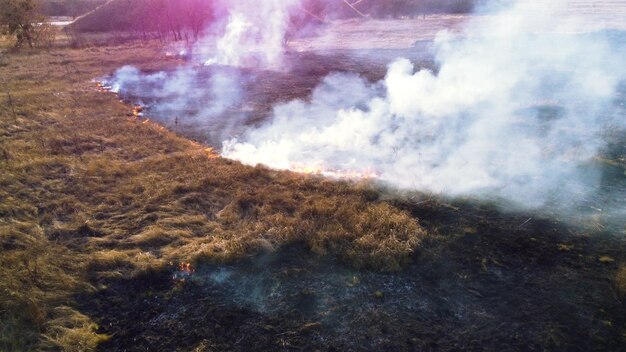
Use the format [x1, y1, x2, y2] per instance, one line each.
[70, 0, 214, 40]
[70, 0, 476, 33]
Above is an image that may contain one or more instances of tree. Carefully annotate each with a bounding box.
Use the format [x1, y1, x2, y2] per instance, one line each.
[184, 0, 212, 41]
[0, 0, 41, 48]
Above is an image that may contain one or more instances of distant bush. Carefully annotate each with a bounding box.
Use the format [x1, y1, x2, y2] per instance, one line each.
[0, 0, 55, 48]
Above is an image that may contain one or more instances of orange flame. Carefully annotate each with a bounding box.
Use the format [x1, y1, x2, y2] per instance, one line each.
[179, 262, 194, 274]
[133, 105, 144, 117]
[188, 141, 220, 159]
[172, 261, 195, 281]
[290, 163, 377, 180]
[95, 81, 115, 93]
[204, 147, 219, 159]
[93, 80, 221, 160]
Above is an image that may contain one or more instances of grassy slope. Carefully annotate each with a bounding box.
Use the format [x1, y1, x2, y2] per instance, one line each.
[0, 43, 426, 350]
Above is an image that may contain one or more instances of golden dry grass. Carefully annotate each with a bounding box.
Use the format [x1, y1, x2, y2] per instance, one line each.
[616, 265, 626, 299]
[0, 40, 428, 350]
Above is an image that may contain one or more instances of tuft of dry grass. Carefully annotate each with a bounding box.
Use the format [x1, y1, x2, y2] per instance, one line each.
[616, 265, 626, 299]
[0, 221, 98, 351]
[41, 307, 111, 352]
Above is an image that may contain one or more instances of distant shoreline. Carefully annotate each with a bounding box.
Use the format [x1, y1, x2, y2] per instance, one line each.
[47, 16, 75, 27]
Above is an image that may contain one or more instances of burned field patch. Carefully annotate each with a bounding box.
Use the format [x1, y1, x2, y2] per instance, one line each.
[102, 48, 432, 146]
[82, 200, 626, 351]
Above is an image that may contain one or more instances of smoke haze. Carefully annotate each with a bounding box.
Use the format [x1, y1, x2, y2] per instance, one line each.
[106, 0, 626, 222]
[223, 0, 626, 213]
[108, 65, 243, 140]
[195, 0, 298, 68]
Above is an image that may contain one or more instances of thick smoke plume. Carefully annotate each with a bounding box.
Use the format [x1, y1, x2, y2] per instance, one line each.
[223, 0, 626, 212]
[195, 0, 299, 68]
[106, 0, 625, 219]
[107, 0, 299, 137]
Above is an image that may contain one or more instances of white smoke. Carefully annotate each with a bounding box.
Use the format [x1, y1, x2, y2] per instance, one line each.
[107, 65, 242, 140]
[223, 0, 626, 210]
[106, 0, 300, 140]
[196, 0, 299, 68]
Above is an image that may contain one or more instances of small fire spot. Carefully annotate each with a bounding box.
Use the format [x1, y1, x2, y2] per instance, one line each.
[133, 105, 144, 118]
[172, 262, 195, 281]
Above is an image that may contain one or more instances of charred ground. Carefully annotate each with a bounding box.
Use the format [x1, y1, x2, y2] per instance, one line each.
[85, 202, 626, 351]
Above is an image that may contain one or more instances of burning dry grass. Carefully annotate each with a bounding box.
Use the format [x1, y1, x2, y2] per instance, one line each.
[0, 43, 427, 350]
[77, 149, 425, 271]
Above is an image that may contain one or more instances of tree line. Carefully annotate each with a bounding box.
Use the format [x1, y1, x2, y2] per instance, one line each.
[70, 0, 215, 42]
[1, 0, 477, 48]
[304, 0, 476, 19]
[70, 0, 477, 33]
[0, 0, 53, 48]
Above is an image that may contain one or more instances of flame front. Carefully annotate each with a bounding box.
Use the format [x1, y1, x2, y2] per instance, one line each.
[172, 261, 195, 281]
[132, 105, 144, 117]
[94, 81, 222, 163]
[290, 162, 377, 180]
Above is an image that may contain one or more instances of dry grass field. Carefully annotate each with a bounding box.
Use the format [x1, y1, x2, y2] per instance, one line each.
[1, 26, 625, 351]
[0, 37, 427, 351]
